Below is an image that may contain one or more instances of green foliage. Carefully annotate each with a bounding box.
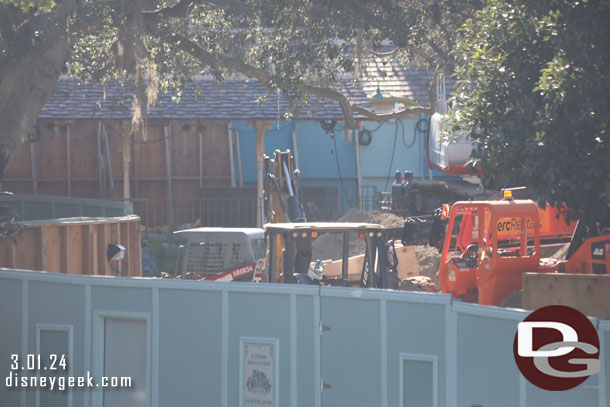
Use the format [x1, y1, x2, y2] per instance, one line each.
[0, 210, 24, 244]
[2, 0, 481, 120]
[142, 235, 183, 275]
[452, 0, 610, 224]
[2, 0, 608, 225]
[0, 0, 54, 13]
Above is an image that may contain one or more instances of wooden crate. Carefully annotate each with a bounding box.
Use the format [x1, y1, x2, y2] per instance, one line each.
[522, 273, 610, 319]
[0, 215, 141, 277]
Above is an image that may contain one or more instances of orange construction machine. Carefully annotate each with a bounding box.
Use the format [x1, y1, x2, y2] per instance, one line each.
[405, 187, 609, 306]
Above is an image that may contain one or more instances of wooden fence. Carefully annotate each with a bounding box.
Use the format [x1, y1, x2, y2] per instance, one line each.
[0, 216, 141, 277]
[523, 272, 610, 319]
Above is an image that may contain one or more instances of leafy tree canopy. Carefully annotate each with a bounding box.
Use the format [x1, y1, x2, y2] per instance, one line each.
[0, 0, 479, 173]
[1, 0, 608, 224]
[452, 0, 610, 224]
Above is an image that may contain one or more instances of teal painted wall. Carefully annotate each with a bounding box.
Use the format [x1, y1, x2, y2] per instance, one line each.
[231, 120, 357, 188]
[232, 118, 431, 191]
[358, 115, 429, 193]
[231, 117, 445, 215]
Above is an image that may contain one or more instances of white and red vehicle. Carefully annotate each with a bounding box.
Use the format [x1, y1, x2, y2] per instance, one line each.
[173, 227, 266, 282]
[427, 112, 478, 176]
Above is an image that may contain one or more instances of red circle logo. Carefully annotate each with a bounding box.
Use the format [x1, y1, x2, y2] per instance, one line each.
[513, 305, 600, 391]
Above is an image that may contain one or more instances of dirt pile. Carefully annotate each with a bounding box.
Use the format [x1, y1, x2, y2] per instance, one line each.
[311, 209, 442, 284]
[311, 209, 403, 261]
[335, 208, 405, 228]
[414, 245, 441, 284]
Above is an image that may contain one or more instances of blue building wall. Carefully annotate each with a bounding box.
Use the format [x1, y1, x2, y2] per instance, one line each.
[232, 120, 357, 189]
[231, 117, 440, 215]
[357, 115, 429, 193]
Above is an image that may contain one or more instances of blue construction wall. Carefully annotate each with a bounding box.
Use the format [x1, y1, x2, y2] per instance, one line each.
[1, 269, 606, 407]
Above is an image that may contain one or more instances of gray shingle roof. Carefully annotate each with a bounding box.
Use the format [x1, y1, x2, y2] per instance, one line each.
[39, 78, 371, 120]
[361, 55, 456, 107]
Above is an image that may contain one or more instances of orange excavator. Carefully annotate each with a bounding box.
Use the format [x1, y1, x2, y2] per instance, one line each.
[404, 187, 609, 306]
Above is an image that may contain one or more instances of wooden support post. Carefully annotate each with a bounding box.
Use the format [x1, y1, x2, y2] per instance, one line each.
[120, 221, 130, 276]
[82, 225, 94, 275]
[102, 122, 114, 194]
[133, 129, 138, 198]
[66, 124, 71, 196]
[59, 226, 67, 273]
[130, 220, 142, 276]
[235, 130, 243, 187]
[112, 222, 121, 276]
[164, 124, 174, 226]
[97, 224, 108, 275]
[30, 141, 38, 194]
[249, 120, 270, 227]
[228, 121, 236, 187]
[97, 121, 105, 198]
[199, 130, 204, 189]
[355, 127, 363, 210]
[122, 122, 131, 201]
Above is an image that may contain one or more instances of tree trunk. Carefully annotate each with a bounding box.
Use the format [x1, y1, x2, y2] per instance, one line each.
[0, 37, 69, 179]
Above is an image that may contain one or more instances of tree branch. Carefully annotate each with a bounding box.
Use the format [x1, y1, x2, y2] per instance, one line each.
[367, 47, 400, 57]
[1, 0, 75, 112]
[406, 45, 437, 66]
[203, 0, 251, 14]
[165, 34, 440, 127]
[143, 0, 197, 26]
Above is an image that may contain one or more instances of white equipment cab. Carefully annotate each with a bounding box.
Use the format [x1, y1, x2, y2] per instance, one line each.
[173, 227, 266, 282]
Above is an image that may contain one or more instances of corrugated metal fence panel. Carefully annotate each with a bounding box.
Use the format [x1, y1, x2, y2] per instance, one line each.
[0, 270, 607, 407]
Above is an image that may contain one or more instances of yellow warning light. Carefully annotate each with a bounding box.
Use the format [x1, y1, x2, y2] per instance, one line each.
[503, 190, 513, 199]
